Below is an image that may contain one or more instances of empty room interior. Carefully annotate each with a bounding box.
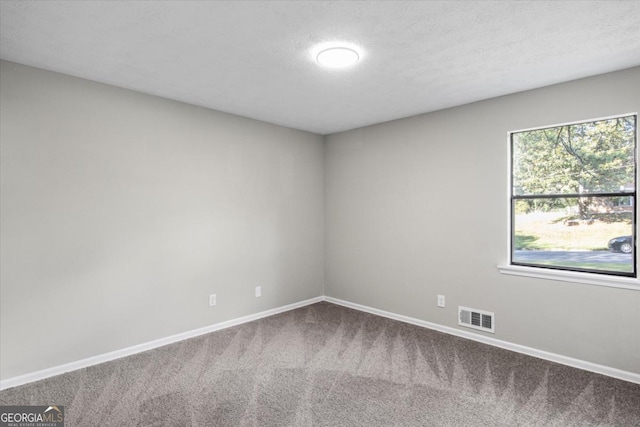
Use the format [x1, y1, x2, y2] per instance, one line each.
[1, 1, 639, 425]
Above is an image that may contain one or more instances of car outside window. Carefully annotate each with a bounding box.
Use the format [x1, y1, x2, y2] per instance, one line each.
[510, 114, 637, 277]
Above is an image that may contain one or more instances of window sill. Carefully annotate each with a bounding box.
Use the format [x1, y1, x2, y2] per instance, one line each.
[497, 264, 640, 290]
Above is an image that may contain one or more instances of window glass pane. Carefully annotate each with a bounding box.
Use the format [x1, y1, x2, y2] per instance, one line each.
[513, 116, 636, 196]
[513, 196, 634, 275]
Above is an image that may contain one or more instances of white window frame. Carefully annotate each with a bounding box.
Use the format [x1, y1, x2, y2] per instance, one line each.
[498, 113, 640, 290]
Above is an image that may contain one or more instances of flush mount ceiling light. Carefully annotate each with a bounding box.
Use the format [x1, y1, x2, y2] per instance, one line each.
[316, 46, 360, 68]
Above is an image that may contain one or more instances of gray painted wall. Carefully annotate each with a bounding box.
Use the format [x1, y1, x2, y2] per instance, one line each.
[2, 59, 639, 381]
[0, 61, 325, 380]
[325, 66, 640, 374]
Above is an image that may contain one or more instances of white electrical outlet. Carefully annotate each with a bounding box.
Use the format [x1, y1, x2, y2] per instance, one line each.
[437, 295, 445, 308]
[209, 294, 216, 307]
[255, 286, 261, 297]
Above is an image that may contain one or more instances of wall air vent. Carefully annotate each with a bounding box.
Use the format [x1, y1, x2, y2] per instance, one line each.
[458, 306, 495, 333]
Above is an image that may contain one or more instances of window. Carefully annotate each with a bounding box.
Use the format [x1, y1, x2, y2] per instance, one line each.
[510, 114, 637, 278]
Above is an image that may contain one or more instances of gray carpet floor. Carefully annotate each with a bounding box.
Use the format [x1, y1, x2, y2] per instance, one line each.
[1, 301, 639, 426]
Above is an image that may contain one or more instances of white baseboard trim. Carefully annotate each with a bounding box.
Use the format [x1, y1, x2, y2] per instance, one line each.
[0, 296, 324, 391]
[3, 295, 638, 390]
[324, 296, 640, 385]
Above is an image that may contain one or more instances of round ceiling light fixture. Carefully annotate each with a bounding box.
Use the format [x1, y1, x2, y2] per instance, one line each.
[316, 46, 360, 68]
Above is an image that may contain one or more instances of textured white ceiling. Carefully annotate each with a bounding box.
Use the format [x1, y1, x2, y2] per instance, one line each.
[1, 1, 639, 135]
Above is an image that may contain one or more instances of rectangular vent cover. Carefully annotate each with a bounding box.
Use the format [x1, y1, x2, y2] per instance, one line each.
[458, 306, 495, 333]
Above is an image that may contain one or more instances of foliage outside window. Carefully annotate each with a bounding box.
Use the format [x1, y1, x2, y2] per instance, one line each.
[510, 114, 637, 277]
